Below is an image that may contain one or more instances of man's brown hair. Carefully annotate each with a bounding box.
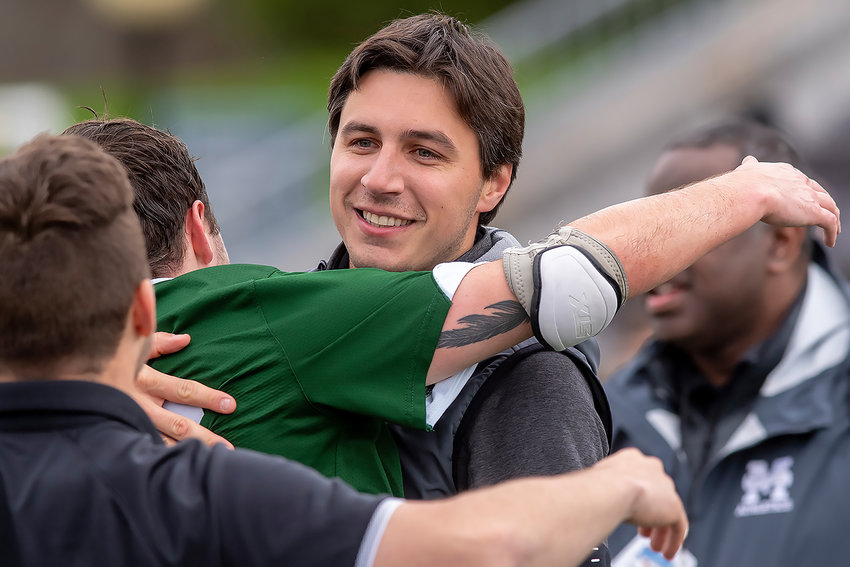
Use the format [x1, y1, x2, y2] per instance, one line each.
[327, 12, 525, 226]
[0, 135, 149, 378]
[62, 118, 220, 277]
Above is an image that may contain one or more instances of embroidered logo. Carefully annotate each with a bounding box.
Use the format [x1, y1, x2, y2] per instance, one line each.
[734, 456, 795, 517]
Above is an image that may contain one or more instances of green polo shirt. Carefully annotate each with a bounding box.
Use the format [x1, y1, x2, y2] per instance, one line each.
[151, 263, 451, 496]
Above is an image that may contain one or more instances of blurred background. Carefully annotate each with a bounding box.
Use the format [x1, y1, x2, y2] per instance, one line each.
[4, 0, 850, 377]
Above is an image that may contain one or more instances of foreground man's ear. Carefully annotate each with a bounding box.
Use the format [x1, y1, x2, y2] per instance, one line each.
[186, 200, 214, 266]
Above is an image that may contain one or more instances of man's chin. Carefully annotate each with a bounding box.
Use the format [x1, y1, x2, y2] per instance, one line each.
[650, 320, 697, 346]
[349, 252, 415, 272]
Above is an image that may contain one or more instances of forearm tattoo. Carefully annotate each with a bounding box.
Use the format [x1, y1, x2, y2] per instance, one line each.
[437, 300, 529, 348]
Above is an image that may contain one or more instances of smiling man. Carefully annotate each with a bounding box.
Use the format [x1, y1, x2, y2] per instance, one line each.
[328, 68, 510, 273]
[317, 19, 613, 541]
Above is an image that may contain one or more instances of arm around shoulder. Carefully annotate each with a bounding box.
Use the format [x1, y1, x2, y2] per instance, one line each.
[374, 448, 687, 567]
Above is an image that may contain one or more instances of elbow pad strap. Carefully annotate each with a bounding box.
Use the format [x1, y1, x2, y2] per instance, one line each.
[502, 227, 629, 350]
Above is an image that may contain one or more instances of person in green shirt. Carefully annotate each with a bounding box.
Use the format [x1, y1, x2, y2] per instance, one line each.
[64, 116, 635, 496]
[151, 264, 493, 495]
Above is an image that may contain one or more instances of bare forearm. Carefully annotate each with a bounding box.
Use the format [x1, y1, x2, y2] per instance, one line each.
[427, 172, 770, 380]
[375, 455, 681, 567]
[569, 173, 765, 295]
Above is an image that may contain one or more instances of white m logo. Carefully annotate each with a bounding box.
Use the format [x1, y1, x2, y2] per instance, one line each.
[735, 456, 794, 517]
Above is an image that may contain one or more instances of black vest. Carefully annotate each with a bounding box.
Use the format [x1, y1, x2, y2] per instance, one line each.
[392, 338, 612, 498]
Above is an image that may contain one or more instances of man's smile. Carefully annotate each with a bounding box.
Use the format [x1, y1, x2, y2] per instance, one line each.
[358, 209, 414, 228]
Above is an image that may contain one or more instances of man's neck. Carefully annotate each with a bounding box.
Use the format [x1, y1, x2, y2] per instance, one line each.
[687, 346, 748, 388]
[327, 226, 512, 271]
[0, 364, 120, 386]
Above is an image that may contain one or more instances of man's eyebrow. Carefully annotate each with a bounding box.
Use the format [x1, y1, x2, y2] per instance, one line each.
[338, 122, 458, 155]
[402, 129, 458, 155]
[339, 121, 379, 137]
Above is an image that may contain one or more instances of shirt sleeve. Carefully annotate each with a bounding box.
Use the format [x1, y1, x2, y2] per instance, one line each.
[354, 499, 403, 567]
[252, 268, 452, 429]
[431, 261, 477, 299]
[204, 444, 389, 567]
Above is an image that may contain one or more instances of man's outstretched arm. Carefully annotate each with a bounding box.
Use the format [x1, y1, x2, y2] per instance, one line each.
[433, 156, 841, 369]
[500, 157, 839, 351]
[375, 448, 687, 567]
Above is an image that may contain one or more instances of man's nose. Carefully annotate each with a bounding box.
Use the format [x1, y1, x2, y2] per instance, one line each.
[360, 149, 405, 194]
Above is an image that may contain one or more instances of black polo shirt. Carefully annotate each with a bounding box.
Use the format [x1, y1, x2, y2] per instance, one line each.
[0, 380, 386, 567]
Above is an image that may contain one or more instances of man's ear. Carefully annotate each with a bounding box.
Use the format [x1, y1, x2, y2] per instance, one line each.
[766, 226, 808, 274]
[476, 164, 512, 214]
[131, 280, 156, 338]
[186, 200, 214, 266]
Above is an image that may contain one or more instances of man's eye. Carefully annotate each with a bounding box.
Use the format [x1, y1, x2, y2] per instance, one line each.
[416, 148, 436, 159]
[354, 139, 373, 148]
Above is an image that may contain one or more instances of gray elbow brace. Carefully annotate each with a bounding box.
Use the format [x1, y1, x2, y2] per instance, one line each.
[502, 227, 629, 351]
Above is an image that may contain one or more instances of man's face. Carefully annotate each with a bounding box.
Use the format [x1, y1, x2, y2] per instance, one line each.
[329, 69, 499, 272]
[644, 144, 774, 351]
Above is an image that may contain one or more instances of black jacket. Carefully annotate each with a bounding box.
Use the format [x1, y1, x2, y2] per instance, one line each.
[606, 248, 850, 566]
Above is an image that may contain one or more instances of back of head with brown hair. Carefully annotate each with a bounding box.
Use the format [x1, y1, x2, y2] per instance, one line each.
[0, 134, 149, 379]
[62, 118, 220, 278]
[327, 12, 525, 226]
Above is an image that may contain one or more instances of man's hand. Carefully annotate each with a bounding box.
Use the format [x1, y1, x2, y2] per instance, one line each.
[736, 156, 841, 246]
[131, 332, 236, 448]
[569, 156, 840, 297]
[594, 448, 688, 560]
